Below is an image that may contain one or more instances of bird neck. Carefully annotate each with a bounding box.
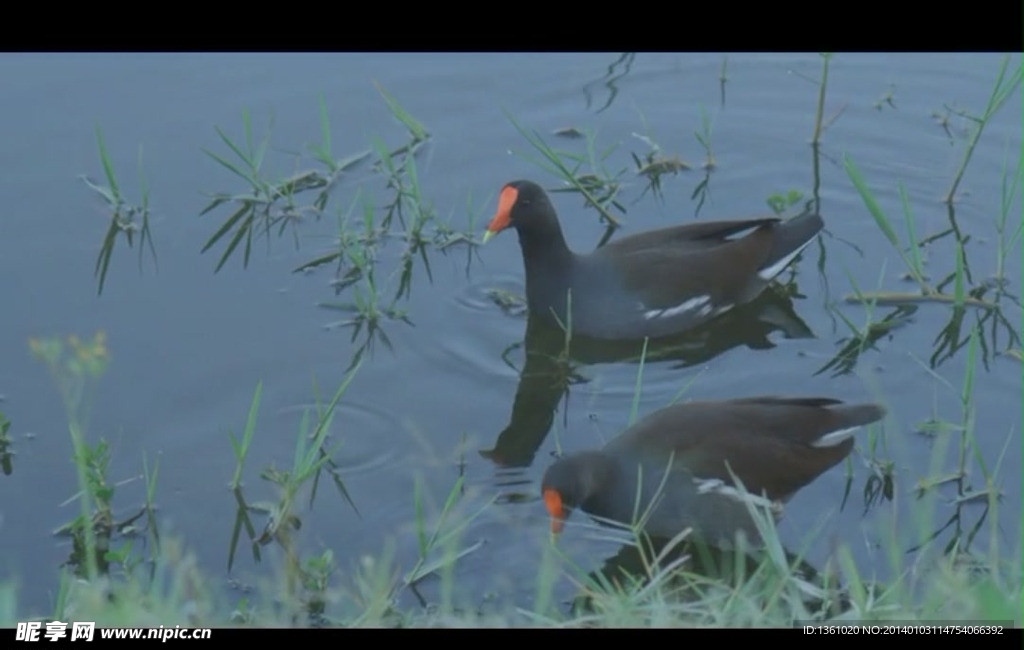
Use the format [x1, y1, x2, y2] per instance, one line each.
[518, 221, 576, 324]
[570, 451, 619, 505]
[516, 217, 574, 270]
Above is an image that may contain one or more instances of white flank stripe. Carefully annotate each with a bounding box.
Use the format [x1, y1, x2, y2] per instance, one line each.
[757, 235, 815, 281]
[694, 478, 783, 513]
[812, 426, 861, 448]
[712, 303, 734, 317]
[723, 225, 762, 240]
[643, 295, 711, 321]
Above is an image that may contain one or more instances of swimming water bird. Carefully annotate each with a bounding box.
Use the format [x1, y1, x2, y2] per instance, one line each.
[482, 180, 824, 341]
[540, 396, 886, 545]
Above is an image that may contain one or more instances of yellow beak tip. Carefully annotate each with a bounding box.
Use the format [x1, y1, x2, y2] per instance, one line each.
[481, 230, 497, 244]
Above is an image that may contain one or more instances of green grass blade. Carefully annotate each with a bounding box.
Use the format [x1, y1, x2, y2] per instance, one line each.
[374, 81, 428, 141]
[95, 126, 121, 203]
[80, 175, 118, 207]
[214, 125, 256, 170]
[629, 338, 649, 426]
[94, 219, 119, 296]
[201, 203, 250, 254]
[203, 147, 259, 191]
[961, 325, 978, 408]
[231, 381, 263, 489]
[954, 241, 965, 307]
[845, 155, 899, 248]
[404, 539, 484, 584]
[413, 479, 427, 555]
[318, 95, 333, 160]
[215, 212, 255, 272]
[898, 182, 926, 284]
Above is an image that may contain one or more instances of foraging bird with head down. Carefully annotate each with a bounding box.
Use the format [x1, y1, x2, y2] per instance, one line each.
[540, 396, 886, 545]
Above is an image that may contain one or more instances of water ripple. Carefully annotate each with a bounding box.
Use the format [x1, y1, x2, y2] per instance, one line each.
[275, 400, 406, 477]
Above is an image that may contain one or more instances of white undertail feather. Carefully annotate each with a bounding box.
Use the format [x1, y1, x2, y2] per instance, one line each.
[811, 426, 861, 448]
[757, 235, 816, 282]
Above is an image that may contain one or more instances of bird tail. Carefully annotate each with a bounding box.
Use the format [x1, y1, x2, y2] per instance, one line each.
[758, 212, 825, 281]
[813, 403, 887, 448]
